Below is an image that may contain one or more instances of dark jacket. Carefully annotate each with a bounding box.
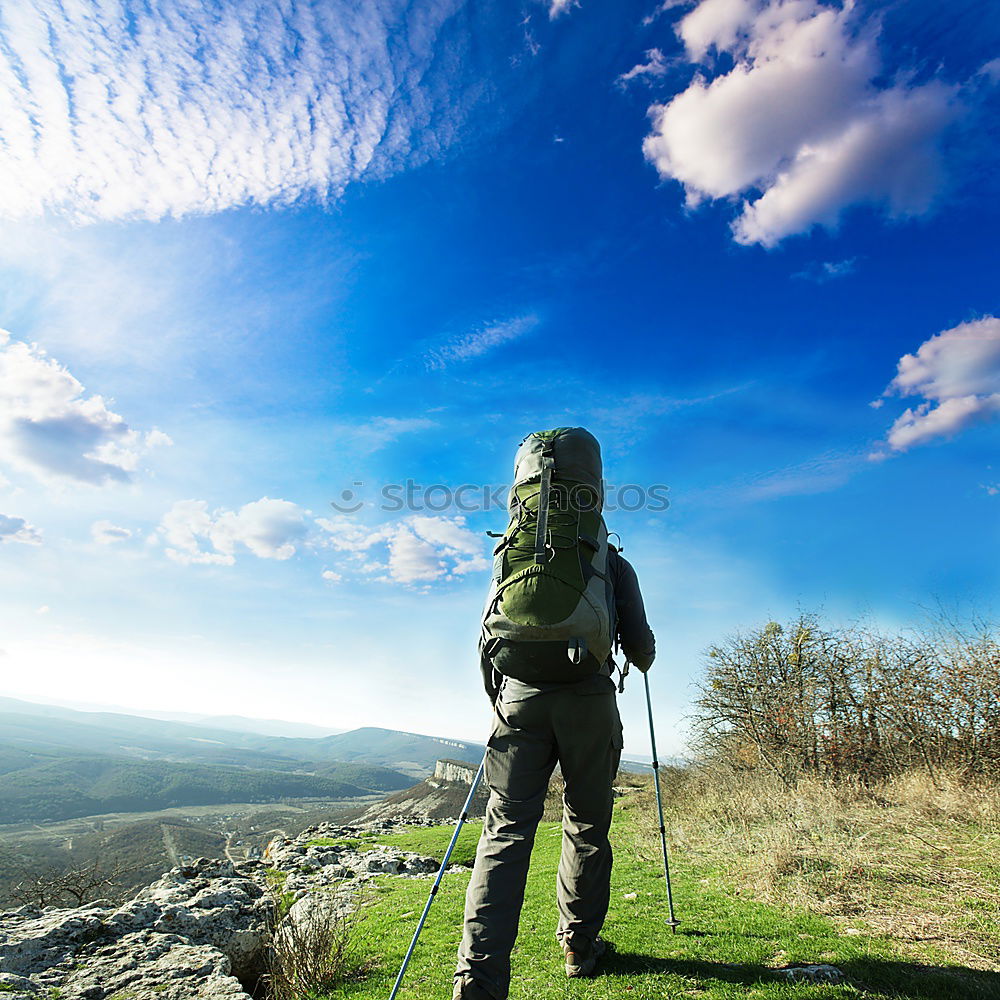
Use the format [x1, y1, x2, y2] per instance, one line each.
[607, 548, 656, 671]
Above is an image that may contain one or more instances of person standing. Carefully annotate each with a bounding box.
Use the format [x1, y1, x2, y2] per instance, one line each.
[454, 427, 656, 1000]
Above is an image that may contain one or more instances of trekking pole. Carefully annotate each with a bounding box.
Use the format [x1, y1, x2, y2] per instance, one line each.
[388, 751, 487, 1000]
[643, 670, 680, 932]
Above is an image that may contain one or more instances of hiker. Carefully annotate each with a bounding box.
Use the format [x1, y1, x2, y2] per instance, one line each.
[454, 427, 656, 1000]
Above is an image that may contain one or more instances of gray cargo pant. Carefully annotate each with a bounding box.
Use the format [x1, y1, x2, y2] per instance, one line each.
[454, 681, 624, 999]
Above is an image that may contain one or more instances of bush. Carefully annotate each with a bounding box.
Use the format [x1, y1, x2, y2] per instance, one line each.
[693, 612, 1000, 783]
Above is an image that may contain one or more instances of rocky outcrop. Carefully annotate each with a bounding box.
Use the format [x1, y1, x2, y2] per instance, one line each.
[0, 820, 444, 999]
[433, 759, 478, 784]
[359, 759, 488, 822]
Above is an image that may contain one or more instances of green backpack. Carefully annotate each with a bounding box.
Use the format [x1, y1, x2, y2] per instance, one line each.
[481, 427, 615, 684]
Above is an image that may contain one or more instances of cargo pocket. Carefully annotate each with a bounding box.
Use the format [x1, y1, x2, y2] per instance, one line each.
[611, 710, 624, 778]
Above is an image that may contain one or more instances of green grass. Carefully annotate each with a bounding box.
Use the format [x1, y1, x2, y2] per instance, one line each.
[317, 810, 1000, 1000]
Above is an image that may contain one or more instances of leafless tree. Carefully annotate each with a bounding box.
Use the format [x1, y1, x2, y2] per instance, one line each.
[8, 858, 140, 908]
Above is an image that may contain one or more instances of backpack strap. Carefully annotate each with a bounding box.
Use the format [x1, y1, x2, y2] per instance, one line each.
[533, 443, 555, 564]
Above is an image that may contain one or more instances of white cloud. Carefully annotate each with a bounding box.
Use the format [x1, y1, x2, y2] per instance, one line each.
[387, 528, 444, 582]
[161, 497, 310, 565]
[617, 49, 670, 88]
[642, 0, 962, 245]
[0, 329, 169, 485]
[319, 513, 489, 584]
[158, 499, 489, 584]
[981, 59, 1000, 84]
[0, 0, 472, 222]
[427, 315, 540, 369]
[643, 1, 695, 28]
[0, 513, 42, 545]
[549, 0, 578, 18]
[875, 317, 1000, 453]
[92, 520, 133, 545]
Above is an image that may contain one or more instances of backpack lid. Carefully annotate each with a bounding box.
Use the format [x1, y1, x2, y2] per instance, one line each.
[512, 427, 602, 492]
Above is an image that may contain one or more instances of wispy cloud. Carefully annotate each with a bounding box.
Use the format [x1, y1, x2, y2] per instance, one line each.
[589, 386, 747, 433]
[793, 258, 858, 283]
[642, 0, 968, 245]
[91, 521, 133, 545]
[0, 513, 41, 545]
[0, 329, 171, 485]
[642, 1, 694, 28]
[426, 315, 540, 369]
[873, 316, 1000, 455]
[344, 417, 438, 452]
[548, 0, 578, 19]
[0, 0, 471, 221]
[737, 452, 862, 501]
[616, 49, 670, 89]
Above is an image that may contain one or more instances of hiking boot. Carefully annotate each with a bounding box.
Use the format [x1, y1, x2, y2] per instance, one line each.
[452, 975, 495, 1000]
[564, 935, 608, 978]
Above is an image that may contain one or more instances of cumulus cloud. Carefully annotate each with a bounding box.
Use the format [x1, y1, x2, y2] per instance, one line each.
[643, 0, 963, 245]
[0, 329, 170, 484]
[0, 513, 42, 545]
[426, 315, 540, 369]
[161, 498, 310, 565]
[0, 0, 473, 222]
[92, 520, 133, 544]
[318, 513, 489, 584]
[874, 317, 1000, 454]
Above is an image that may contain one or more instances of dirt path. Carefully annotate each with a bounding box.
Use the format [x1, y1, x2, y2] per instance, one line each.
[160, 823, 180, 867]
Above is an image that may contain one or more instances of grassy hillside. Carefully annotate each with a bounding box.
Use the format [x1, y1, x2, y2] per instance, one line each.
[304, 774, 998, 1000]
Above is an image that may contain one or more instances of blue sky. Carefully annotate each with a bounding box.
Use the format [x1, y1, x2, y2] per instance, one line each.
[0, 0, 998, 754]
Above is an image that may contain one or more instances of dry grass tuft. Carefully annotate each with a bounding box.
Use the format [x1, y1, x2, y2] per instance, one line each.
[265, 885, 371, 1000]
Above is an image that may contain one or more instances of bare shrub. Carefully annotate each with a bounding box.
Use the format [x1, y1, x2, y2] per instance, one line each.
[693, 612, 1000, 783]
[8, 858, 140, 908]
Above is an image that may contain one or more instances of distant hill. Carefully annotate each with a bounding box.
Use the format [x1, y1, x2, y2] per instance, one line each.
[0, 698, 484, 824]
[0, 700, 483, 778]
[0, 751, 404, 825]
[304, 727, 486, 778]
